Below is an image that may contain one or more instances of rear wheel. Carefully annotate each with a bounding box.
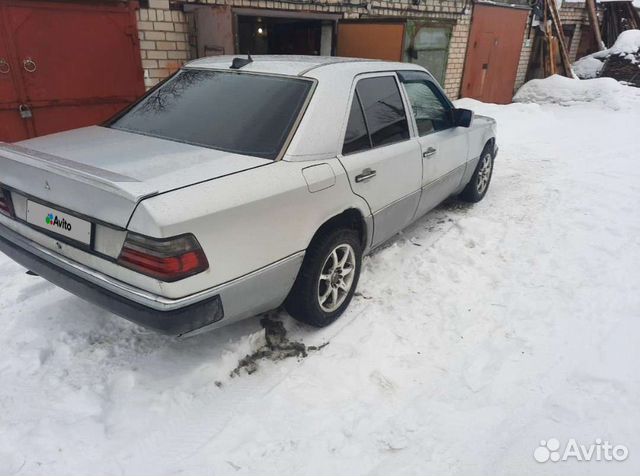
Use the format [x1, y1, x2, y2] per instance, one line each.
[284, 228, 362, 327]
[460, 144, 494, 203]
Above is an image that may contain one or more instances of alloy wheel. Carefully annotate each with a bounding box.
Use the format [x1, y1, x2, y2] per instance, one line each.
[317, 243, 356, 312]
[476, 152, 493, 194]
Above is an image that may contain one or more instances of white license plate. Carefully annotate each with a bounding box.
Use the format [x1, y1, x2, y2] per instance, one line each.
[26, 200, 92, 245]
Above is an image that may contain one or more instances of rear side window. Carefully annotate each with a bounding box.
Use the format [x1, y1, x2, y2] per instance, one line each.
[342, 95, 371, 155]
[109, 69, 313, 160]
[356, 76, 410, 148]
[342, 76, 410, 155]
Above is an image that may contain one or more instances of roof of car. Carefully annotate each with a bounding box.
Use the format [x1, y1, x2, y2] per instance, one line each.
[183, 55, 435, 162]
[184, 55, 414, 77]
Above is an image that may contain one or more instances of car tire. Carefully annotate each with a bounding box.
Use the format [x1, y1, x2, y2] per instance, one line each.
[459, 143, 494, 203]
[284, 227, 362, 327]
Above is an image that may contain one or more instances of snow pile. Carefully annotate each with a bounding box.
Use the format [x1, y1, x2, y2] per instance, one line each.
[513, 74, 640, 109]
[608, 29, 640, 56]
[599, 29, 640, 87]
[572, 54, 606, 79]
[573, 29, 640, 79]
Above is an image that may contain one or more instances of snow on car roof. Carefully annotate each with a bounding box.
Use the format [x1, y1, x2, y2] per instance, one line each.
[185, 55, 395, 77]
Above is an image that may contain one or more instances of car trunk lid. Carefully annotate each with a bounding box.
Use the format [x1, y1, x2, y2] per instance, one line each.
[0, 126, 270, 228]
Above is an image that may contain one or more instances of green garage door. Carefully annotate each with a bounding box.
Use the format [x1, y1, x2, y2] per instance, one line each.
[403, 22, 452, 86]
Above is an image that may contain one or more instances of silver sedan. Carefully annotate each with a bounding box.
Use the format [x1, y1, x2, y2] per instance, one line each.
[0, 55, 497, 336]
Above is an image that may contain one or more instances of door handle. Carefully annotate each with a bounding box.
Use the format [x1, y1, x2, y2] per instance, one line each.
[0, 59, 9, 74]
[355, 168, 376, 183]
[423, 147, 437, 158]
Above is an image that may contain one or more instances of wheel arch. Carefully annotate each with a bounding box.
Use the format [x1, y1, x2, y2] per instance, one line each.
[484, 137, 496, 155]
[285, 206, 368, 327]
[309, 207, 370, 253]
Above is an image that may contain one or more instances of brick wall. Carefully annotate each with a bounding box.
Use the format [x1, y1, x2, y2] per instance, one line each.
[514, 11, 532, 92]
[513, 42, 532, 91]
[442, 14, 471, 98]
[568, 23, 583, 61]
[136, 0, 191, 88]
[559, 3, 588, 62]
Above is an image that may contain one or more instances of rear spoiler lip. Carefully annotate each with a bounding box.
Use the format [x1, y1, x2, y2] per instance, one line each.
[0, 142, 159, 202]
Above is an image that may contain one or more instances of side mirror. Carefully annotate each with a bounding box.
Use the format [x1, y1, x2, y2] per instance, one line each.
[453, 108, 474, 128]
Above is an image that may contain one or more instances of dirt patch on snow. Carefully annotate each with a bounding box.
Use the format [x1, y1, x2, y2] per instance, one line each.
[230, 317, 328, 377]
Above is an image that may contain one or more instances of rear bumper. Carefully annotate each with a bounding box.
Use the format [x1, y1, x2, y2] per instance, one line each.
[0, 221, 304, 336]
[0, 224, 224, 335]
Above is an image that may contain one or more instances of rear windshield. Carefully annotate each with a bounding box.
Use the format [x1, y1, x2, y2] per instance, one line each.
[108, 69, 313, 160]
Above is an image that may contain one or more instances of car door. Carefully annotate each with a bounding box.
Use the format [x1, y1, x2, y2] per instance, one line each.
[338, 73, 423, 247]
[398, 71, 469, 218]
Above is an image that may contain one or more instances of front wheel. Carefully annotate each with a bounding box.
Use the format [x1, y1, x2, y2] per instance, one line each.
[460, 146, 494, 203]
[284, 228, 362, 327]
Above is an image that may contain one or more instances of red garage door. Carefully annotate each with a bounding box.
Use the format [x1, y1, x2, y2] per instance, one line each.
[0, 0, 145, 142]
[460, 4, 529, 104]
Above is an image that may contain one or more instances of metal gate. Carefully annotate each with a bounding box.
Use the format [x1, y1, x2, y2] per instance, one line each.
[0, 0, 145, 142]
[403, 21, 453, 86]
[461, 3, 529, 104]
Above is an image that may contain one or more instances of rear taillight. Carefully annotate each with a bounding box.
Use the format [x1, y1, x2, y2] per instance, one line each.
[0, 189, 14, 217]
[117, 232, 209, 282]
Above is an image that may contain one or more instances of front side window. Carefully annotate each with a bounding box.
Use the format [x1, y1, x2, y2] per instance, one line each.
[108, 69, 313, 160]
[399, 72, 453, 136]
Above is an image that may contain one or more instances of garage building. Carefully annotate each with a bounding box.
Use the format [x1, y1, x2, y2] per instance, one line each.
[0, 0, 598, 142]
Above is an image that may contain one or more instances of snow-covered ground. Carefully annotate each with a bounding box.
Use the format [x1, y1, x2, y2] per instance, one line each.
[1, 78, 640, 476]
